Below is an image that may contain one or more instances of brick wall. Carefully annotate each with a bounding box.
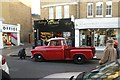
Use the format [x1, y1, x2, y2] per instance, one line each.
[112, 2, 119, 17]
[1, 2, 32, 43]
[40, 0, 120, 20]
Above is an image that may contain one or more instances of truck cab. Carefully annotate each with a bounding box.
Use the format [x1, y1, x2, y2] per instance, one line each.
[31, 38, 95, 64]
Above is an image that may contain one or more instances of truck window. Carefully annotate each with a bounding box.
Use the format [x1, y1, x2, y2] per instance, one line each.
[61, 40, 67, 46]
[51, 40, 61, 46]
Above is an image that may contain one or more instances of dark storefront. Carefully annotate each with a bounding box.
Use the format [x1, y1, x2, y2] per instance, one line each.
[33, 18, 74, 47]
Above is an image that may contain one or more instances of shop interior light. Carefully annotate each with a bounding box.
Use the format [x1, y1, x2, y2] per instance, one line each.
[34, 30, 36, 32]
[106, 29, 109, 31]
[97, 29, 99, 31]
[88, 29, 91, 31]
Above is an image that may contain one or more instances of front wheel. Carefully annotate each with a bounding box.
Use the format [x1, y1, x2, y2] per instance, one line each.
[73, 55, 86, 64]
[34, 54, 44, 62]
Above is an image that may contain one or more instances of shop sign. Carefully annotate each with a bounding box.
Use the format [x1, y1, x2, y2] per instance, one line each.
[2, 24, 19, 32]
[35, 19, 73, 27]
[48, 20, 59, 25]
[35, 20, 47, 26]
[75, 18, 119, 29]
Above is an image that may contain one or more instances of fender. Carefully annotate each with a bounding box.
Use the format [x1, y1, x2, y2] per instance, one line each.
[70, 49, 93, 60]
[31, 50, 45, 58]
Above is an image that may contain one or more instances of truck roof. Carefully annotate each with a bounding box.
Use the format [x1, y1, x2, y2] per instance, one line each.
[47, 37, 65, 42]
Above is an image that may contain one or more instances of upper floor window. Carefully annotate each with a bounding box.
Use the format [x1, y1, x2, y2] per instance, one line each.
[106, 1, 112, 17]
[96, 2, 103, 17]
[56, 6, 62, 19]
[49, 7, 54, 19]
[87, 3, 93, 17]
[64, 5, 69, 18]
[88, 0, 93, 2]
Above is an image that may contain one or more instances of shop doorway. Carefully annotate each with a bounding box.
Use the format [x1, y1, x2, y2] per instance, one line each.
[80, 29, 94, 46]
[2, 32, 17, 47]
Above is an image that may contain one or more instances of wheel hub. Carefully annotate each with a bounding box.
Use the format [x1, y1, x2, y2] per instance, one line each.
[78, 57, 81, 60]
[38, 56, 41, 58]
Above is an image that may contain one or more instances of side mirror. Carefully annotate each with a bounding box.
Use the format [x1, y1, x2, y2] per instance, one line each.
[75, 72, 86, 80]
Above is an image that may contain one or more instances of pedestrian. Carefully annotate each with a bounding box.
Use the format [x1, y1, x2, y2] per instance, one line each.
[113, 39, 120, 59]
[18, 48, 26, 59]
[99, 39, 117, 65]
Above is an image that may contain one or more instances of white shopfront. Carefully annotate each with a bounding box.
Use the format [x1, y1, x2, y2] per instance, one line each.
[75, 18, 120, 49]
[0, 19, 3, 49]
[0, 19, 20, 49]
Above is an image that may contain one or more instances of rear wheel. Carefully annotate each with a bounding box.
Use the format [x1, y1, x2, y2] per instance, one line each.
[34, 54, 44, 62]
[73, 55, 86, 64]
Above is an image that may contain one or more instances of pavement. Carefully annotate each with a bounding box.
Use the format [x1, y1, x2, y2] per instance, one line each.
[1, 43, 104, 60]
[1, 43, 33, 57]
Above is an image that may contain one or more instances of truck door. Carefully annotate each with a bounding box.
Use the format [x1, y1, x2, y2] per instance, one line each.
[45, 40, 64, 60]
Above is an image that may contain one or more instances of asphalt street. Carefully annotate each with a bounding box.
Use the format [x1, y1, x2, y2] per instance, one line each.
[6, 56, 99, 80]
[0, 44, 102, 80]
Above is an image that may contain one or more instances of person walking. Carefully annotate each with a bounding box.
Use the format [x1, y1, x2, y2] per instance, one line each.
[99, 39, 117, 65]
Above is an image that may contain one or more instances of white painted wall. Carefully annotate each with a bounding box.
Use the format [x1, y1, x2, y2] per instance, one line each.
[75, 18, 120, 48]
[17, 24, 20, 46]
[75, 18, 119, 29]
[0, 19, 3, 49]
[75, 29, 80, 47]
[2, 23, 21, 46]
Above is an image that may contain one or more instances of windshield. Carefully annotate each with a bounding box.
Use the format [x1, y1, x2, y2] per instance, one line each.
[76, 59, 120, 80]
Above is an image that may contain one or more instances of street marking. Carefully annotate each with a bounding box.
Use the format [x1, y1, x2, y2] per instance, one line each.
[7, 52, 14, 56]
[7, 51, 18, 56]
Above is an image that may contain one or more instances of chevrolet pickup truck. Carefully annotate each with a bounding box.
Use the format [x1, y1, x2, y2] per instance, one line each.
[31, 38, 95, 64]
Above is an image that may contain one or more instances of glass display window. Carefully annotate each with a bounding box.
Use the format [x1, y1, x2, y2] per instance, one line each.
[79, 29, 118, 47]
[2, 32, 12, 46]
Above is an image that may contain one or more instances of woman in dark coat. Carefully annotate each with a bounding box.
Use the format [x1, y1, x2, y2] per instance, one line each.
[18, 48, 26, 59]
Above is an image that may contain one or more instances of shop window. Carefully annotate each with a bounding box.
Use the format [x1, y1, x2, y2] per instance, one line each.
[106, 1, 112, 17]
[96, 2, 103, 17]
[40, 32, 52, 46]
[87, 3, 93, 17]
[40, 32, 63, 46]
[94, 29, 106, 47]
[81, 33, 86, 46]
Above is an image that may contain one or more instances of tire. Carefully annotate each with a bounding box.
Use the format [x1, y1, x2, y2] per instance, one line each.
[34, 54, 44, 62]
[73, 55, 86, 64]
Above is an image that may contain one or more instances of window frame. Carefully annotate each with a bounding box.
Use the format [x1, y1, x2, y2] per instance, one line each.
[64, 5, 69, 18]
[96, 2, 103, 17]
[87, 3, 93, 18]
[106, 1, 112, 17]
[56, 6, 62, 19]
[49, 7, 54, 19]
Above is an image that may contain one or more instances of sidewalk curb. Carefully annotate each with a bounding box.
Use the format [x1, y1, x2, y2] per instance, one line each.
[10, 54, 101, 60]
[92, 58, 100, 60]
[10, 55, 31, 57]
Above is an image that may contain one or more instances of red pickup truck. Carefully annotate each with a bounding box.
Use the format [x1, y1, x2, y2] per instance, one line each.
[31, 38, 95, 64]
